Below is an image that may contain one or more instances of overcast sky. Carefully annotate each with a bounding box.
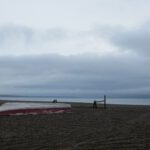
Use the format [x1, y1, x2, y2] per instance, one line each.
[0, 0, 150, 98]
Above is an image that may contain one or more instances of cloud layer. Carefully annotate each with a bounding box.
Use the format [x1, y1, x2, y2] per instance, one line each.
[0, 53, 150, 97]
[1, 23, 150, 98]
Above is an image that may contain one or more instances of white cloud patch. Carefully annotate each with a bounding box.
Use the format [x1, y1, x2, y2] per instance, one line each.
[0, 24, 117, 56]
[0, 25, 69, 55]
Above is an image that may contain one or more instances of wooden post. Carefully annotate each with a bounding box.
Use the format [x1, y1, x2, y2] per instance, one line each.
[104, 95, 106, 109]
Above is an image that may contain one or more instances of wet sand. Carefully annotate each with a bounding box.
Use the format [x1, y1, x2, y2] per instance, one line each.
[0, 101, 150, 150]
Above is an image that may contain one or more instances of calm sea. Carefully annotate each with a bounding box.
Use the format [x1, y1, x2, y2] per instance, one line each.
[0, 96, 150, 105]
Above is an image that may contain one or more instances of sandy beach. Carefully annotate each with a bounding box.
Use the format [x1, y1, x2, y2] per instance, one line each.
[0, 101, 150, 150]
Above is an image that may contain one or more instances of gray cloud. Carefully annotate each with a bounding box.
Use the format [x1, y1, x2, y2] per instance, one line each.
[94, 22, 150, 56]
[0, 54, 150, 97]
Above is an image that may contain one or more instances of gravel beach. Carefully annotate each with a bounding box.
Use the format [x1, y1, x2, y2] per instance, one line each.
[0, 102, 150, 150]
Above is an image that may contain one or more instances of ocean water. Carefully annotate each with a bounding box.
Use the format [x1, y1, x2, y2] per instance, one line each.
[0, 96, 150, 105]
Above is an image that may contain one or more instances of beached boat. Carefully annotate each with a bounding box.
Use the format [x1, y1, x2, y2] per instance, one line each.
[0, 102, 71, 115]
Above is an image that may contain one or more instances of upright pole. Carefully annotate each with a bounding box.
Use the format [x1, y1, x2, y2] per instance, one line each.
[104, 95, 106, 109]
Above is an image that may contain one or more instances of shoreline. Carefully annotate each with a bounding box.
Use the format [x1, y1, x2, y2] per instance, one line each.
[1, 99, 150, 107]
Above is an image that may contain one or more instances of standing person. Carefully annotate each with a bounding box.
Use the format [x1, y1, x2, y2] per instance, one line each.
[93, 100, 97, 109]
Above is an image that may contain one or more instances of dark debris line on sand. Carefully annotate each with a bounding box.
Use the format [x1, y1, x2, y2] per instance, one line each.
[0, 103, 150, 150]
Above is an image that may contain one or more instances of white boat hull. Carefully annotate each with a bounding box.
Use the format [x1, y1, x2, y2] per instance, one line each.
[0, 102, 71, 115]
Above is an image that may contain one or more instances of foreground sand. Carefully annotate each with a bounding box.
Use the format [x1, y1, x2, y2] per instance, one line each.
[0, 102, 150, 150]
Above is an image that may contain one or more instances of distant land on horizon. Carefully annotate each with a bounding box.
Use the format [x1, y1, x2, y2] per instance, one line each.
[0, 94, 150, 99]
